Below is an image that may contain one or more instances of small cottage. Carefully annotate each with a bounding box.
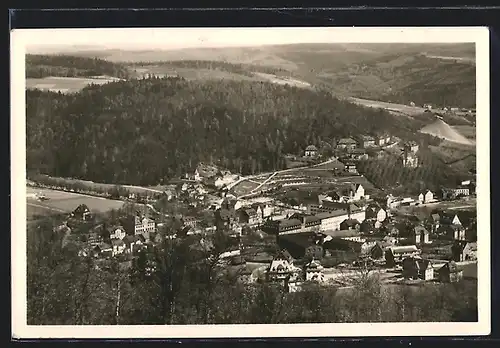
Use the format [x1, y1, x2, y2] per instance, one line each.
[437, 261, 464, 283]
[304, 259, 325, 283]
[111, 238, 126, 256]
[385, 245, 420, 267]
[402, 257, 434, 280]
[451, 241, 477, 262]
[413, 225, 431, 244]
[71, 204, 91, 221]
[304, 145, 318, 157]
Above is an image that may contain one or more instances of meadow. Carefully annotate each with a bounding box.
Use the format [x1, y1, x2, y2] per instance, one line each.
[26, 186, 126, 219]
[348, 97, 427, 116]
[26, 76, 121, 93]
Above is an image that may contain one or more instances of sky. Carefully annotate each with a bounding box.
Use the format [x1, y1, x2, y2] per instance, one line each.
[12, 27, 486, 52]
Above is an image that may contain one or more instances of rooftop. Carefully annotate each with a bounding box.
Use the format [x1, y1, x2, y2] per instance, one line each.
[338, 138, 357, 144]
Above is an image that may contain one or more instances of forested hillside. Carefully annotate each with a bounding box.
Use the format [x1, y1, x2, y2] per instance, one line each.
[26, 54, 132, 79]
[320, 54, 476, 108]
[27, 76, 420, 186]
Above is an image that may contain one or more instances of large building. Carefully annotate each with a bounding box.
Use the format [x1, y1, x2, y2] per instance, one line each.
[121, 213, 156, 242]
[336, 138, 358, 150]
[262, 203, 366, 236]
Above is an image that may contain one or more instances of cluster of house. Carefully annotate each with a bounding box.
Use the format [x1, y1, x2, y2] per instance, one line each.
[80, 211, 158, 258]
[187, 162, 240, 190]
[383, 237, 476, 283]
[304, 135, 420, 169]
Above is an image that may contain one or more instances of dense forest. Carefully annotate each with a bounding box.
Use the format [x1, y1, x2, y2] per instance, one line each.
[357, 148, 467, 195]
[26, 54, 132, 79]
[27, 76, 421, 186]
[27, 213, 478, 325]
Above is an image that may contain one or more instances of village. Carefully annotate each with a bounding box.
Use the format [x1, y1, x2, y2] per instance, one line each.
[42, 129, 478, 295]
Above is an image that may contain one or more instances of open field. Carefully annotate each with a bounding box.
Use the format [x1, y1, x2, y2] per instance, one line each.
[26, 76, 122, 93]
[348, 97, 426, 116]
[27, 187, 126, 218]
[231, 180, 262, 197]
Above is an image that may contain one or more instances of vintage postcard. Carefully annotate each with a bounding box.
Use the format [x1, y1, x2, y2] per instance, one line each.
[11, 27, 490, 339]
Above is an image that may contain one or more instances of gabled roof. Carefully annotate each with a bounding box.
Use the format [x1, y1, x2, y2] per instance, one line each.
[305, 145, 318, 151]
[341, 218, 360, 227]
[242, 208, 258, 217]
[338, 137, 357, 144]
[388, 245, 419, 254]
[275, 249, 293, 261]
[414, 225, 429, 235]
[305, 259, 323, 270]
[73, 204, 90, 214]
[439, 261, 461, 273]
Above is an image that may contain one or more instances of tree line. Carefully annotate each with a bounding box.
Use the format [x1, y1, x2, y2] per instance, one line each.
[26, 54, 131, 79]
[27, 213, 478, 325]
[26, 76, 421, 186]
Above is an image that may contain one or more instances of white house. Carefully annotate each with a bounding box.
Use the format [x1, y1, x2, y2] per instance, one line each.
[418, 190, 435, 204]
[111, 238, 126, 256]
[304, 259, 325, 283]
[352, 184, 365, 201]
[109, 226, 126, 240]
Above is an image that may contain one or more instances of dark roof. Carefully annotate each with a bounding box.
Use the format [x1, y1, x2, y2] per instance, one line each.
[403, 257, 432, 270]
[123, 234, 145, 244]
[73, 204, 90, 214]
[341, 218, 360, 227]
[279, 233, 316, 249]
[275, 249, 293, 261]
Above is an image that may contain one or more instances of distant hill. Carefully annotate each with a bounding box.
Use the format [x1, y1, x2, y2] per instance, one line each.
[26, 54, 132, 79]
[420, 118, 473, 145]
[27, 43, 476, 108]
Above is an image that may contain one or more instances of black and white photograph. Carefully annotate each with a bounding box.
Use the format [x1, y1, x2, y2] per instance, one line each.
[11, 27, 490, 338]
